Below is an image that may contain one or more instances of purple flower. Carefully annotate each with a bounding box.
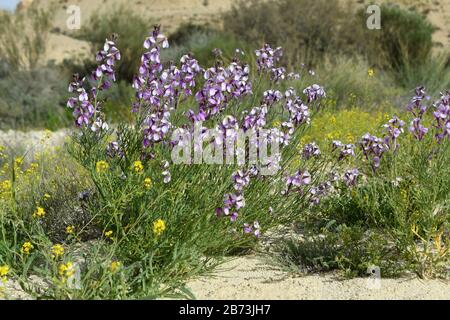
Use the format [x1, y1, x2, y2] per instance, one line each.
[359, 133, 388, 170]
[409, 118, 428, 141]
[255, 44, 283, 72]
[383, 116, 405, 150]
[432, 91, 450, 143]
[302, 143, 320, 159]
[66, 36, 120, 129]
[343, 168, 359, 187]
[407, 86, 429, 119]
[285, 170, 311, 194]
[303, 84, 326, 103]
[232, 170, 251, 191]
[332, 140, 355, 160]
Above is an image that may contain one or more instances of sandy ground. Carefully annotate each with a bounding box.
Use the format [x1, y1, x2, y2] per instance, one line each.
[187, 255, 450, 300]
[0, 129, 68, 158]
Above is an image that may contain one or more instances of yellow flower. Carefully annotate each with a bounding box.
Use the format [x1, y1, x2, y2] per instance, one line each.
[44, 193, 51, 201]
[110, 261, 121, 273]
[153, 219, 166, 237]
[144, 177, 152, 190]
[33, 206, 46, 218]
[95, 160, 109, 173]
[104, 230, 113, 239]
[66, 225, 75, 235]
[132, 160, 144, 174]
[368, 68, 375, 77]
[14, 157, 23, 168]
[51, 244, 64, 259]
[0, 180, 11, 192]
[21, 242, 34, 255]
[58, 262, 75, 281]
[272, 120, 281, 127]
[0, 264, 9, 283]
[0, 265, 9, 277]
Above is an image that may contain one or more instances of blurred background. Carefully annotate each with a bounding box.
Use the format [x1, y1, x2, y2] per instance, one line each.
[0, 0, 449, 131]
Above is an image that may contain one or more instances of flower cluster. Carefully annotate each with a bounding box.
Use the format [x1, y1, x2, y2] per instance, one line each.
[51, 244, 64, 259]
[359, 133, 388, 170]
[33, 206, 46, 219]
[153, 219, 166, 237]
[216, 168, 256, 222]
[243, 221, 261, 237]
[67, 36, 120, 129]
[58, 262, 75, 283]
[190, 60, 252, 122]
[332, 140, 356, 160]
[302, 142, 321, 159]
[407, 86, 429, 141]
[255, 44, 283, 72]
[284, 170, 312, 194]
[343, 168, 359, 186]
[0, 264, 9, 283]
[21, 241, 34, 255]
[303, 84, 326, 103]
[432, 91, 450, 143]
[383, 116, 405, 150]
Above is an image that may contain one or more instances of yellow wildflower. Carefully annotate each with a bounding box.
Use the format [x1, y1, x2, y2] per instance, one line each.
[51, 244, 64, 259]
[33, 206, 46, 218]
[153, 219, 166, 237]
[0, 265, 9, 276]
[144, 177, 152, 190]
[110, 261, 121, 273]
[44, 193, 51, 201]
[66, 225, 75, 235]
[0, 264, 9, 283]
[96, 160, 109, 173]
[132, 160, 144, 174]
[104, 230, 113, 239]
[367, 68, 375, 77]
[21, 242, 34, 255]
[58, 262, 75, 282]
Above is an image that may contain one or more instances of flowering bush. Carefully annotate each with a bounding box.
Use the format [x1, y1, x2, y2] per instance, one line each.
[0, 23, 448, 299]
[297, 88, 450, 278]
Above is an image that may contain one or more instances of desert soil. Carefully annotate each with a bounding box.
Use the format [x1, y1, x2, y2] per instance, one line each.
[2, 254, 449, 300]
[187, 255, 450, 300]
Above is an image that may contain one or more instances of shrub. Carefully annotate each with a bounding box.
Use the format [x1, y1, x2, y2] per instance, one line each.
[298, 88, 450, 278]
[0, 66, 71, 130]
[0, 26, 330, 298]
[223, 0, 360, 68]
[361, 4, 435, 71]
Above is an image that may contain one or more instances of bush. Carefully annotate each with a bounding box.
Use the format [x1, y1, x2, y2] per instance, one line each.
[223, 0, 360, 68]
[298, 89, 450, 278]
[0, 66, 71, 130]
[0, 27, 330, 298]
[362, 4, 435, 71]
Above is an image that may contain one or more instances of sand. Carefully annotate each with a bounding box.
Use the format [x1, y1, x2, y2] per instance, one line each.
[187, 255, 450, 300]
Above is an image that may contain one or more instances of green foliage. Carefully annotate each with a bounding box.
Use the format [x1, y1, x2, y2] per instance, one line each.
[362, 4, 435, 71]
[223, 0, 360, 68]
[0, 67, 71, 130]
